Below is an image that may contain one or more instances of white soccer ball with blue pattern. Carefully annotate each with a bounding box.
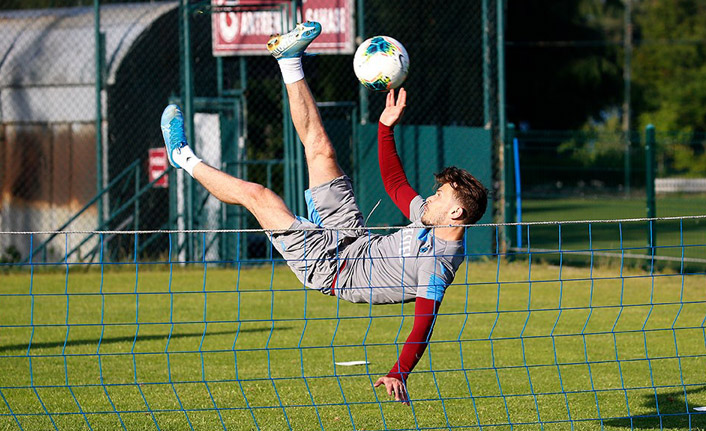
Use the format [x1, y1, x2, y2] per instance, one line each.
[353, 36, 409, 92]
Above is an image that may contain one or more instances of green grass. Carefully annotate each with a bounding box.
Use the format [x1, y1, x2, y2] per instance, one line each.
[523, 194, 706, 222]
[518, 197, 706, 267]
[1, 260, 705, 430]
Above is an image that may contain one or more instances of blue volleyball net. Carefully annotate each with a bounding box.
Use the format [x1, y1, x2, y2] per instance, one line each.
[1, 216, 705, 430]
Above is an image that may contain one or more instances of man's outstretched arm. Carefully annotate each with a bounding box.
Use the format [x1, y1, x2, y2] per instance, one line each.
[374, 297, 439, 405]
[378, 88, 419, 219]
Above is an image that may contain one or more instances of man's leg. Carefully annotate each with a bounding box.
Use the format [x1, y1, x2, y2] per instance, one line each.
[285, 80, 344, 187]
[191, 163, 295, 231]
[161, 104, 295, 231]
[268, 22, 344, 188]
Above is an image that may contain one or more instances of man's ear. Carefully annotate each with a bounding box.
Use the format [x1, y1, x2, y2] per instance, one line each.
[449, 206, 466, 223]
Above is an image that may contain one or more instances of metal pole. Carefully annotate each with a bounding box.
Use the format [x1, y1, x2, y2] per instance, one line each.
[239, 57, 248, 259]
[216, 56, 225, 262]
[238, 57, 248, 184]
[482, 0, 490, 127]
[94, 0, 104, 230]
[292, 0, 305, 216]
[497, 0, 508, 245]
[513, 136, 522, 249]
[623, 0, 633, 195]
[216, 56, 223, 97]
[352, 105, 359, 192]
[169, 168, 177, 230]
[497, 0, 507, 145]
[357, 0, 368, 124]
[645, 124, 656, 250]
[181, 0, 195, 260]
[282, 85, 293, 210]
[281, 3, 294, 212]
[504, 123, 515, 249]
[134, 165, 140, 232]
[295, 136, 305, 216]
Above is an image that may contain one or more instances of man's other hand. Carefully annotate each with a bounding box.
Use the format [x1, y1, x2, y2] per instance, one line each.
[374, 376, 410, 406]
[379, 88, 407, 127]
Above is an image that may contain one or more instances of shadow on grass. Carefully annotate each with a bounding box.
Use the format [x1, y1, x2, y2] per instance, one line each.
[0, 326, 292, 353]
[604, 386, 706, 430]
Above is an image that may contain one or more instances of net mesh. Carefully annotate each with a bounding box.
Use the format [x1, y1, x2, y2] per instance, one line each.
[1, 217, 705, 430]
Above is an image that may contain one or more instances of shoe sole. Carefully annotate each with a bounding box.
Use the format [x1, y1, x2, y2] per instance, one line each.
[267, 22, 321, 59]
[160, 104, 184, 169]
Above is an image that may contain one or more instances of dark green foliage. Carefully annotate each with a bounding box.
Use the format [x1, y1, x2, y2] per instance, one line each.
[0, 245, 21, 263]
[633, 0, 706, 131]
[506, 0, 623, 129]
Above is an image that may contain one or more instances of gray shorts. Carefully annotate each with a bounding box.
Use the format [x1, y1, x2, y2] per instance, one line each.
[269, 176, 364, 293]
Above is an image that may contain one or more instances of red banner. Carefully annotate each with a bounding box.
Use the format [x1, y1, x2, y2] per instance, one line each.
[212, 0, 354, 56]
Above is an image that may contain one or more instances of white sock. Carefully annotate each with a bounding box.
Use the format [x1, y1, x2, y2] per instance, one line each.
[171, 145, 202, 177]
[278, 57, 304, 84]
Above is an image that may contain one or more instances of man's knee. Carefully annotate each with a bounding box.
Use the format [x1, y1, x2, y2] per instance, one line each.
[251, 184, 291, 212]
[246, 183, 271, 204]
[306, 140, 337, 164]
[245, 184, 294, 229]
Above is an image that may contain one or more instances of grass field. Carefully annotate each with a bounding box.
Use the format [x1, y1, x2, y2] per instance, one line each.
[518, 197, 706, 268]
[523, 195, 706, 222]
[1, 258, 705, 430]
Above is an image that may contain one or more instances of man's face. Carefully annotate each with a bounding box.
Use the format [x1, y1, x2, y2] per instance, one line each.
[421, 183, 459, 226]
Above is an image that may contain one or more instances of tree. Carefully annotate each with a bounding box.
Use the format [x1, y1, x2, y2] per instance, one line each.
[633, 0, 706, 132]
[506, 0, 623, 130]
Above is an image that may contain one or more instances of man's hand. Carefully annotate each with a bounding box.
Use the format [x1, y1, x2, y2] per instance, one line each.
[379, 88, 407, 127]
[374, 376, 410, 406]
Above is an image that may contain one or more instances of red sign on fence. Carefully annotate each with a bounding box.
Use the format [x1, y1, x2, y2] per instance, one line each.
[148, 148, 169, 188]
[211, 0, 354, 56]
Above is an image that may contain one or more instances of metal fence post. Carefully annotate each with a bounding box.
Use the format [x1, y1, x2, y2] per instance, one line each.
[94, 0, 104, 230]
[356, 0, 368, 125]
[482, 0, 490, 127]
[134, 165, 140, 232]
[283, 88, 294, 210]
[645, 124, 656, 251]
[624, 129, 631, 196]
[623, 0, 633, 196]
[496, 0, 507, 144]
[504, 123, 515, 250]
[497, 0, 508, 254]
[181, 0, 195, 260]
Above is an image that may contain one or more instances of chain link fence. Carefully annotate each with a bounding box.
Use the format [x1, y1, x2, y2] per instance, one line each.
[3, 0, 706, 265]
[0, 0, 500, 264]
[510, 127, 706, 224]
[0, 2, 180, 263]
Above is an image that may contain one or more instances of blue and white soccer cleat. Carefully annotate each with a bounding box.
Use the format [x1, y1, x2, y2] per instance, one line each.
[160, 104, 188, 169]
[267, 21, 322, 59]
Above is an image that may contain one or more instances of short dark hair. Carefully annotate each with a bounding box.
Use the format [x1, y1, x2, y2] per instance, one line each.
[434, 166, 488, 224]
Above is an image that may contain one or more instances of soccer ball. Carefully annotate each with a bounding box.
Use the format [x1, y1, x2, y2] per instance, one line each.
[353, 36, 409, 92]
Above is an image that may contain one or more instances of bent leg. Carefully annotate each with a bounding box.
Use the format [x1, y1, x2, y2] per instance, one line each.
[286, 79, 345, 188]
[192, 163, 295, 231]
